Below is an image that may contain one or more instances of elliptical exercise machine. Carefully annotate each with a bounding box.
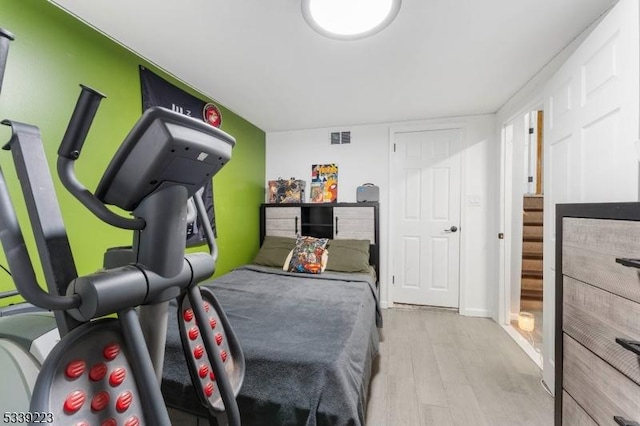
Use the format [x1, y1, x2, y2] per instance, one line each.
[0, 28, 244, 425]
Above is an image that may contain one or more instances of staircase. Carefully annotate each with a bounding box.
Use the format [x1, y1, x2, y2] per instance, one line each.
[521, 195, 543, 301]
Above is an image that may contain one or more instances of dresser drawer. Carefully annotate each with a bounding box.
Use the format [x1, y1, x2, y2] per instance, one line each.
[333, 207, 375, 241]
[562, 217, 640, 303]
[264, 207, 301, 219]
[563, 334, 640, 424]
[563, 276, 640, 385]
[562, 391, 597, 426]
[264, 207, 301, 237]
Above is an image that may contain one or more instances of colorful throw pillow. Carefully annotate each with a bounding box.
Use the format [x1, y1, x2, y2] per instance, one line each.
[287, 236, 329, 274]
[283, 248, 329, 272]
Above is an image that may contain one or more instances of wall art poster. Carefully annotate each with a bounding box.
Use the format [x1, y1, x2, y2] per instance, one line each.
[311, 164, 338, 203]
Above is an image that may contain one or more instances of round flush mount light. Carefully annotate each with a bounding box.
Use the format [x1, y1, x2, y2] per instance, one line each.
[302, 0, 401, 41]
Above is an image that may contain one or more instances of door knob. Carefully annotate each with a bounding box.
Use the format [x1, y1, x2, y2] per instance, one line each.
[444, 226, 458, 233]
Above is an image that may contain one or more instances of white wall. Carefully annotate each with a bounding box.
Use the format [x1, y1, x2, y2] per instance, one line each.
[266, 114, 497, 316]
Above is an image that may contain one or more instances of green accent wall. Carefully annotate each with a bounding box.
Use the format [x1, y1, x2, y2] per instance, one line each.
[0, 1, 265, 305]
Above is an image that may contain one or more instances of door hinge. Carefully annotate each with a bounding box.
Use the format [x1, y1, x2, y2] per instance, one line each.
[529, 127, 534, 134]
[498, 232, 504, 239]
[393, 143, 396, 153]
[392, 275, 395, 285]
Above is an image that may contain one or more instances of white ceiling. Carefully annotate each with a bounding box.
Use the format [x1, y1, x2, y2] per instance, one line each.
[49, 0, 617, 132]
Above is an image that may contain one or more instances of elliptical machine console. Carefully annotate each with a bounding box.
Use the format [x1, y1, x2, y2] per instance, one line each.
[0, 28, 244, 426]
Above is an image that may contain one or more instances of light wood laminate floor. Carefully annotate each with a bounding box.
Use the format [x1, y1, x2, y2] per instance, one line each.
[168, 307, 554, 425]
[366, 307, 553, 426]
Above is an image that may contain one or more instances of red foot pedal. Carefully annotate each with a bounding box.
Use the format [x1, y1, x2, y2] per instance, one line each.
[109, 367, 127, 387]
[91, 391, 110, 411]
[116, 391, 133, 412]
[89, 363, 108, 381]
[178, 286, 245, 413]
[194, 345, 204, 359]
[124, 416, 140, 426]
[199, 364, 210, 378]
[29, 319, 148, 425]
[63, 390, 85, 414]
[65, 360, 86, 380]
[103, 343, 120, 360]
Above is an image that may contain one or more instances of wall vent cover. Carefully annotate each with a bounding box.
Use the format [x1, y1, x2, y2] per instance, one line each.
[330, 131, 351, 145]
[341, 131, 351, 144]
[330, 132, 341, 144]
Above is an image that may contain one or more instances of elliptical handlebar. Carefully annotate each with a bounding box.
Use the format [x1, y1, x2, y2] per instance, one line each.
[58, 84, 105, 160]
[0, 156, 81, 311]
[193, 188, 219, 263]
[57, 85, 145, 230]
[0, 27, 15, 97]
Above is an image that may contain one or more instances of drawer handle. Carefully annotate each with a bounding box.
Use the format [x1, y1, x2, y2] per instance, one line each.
[335, 216, 339, 236]
[614, 416, 640, 426]
[615, 338, 640, 357]
[295, 216, 299, 235]
[615, 258, 640, 269]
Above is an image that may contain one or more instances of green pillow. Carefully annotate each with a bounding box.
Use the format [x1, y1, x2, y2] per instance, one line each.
[325, 239, 370, 273]
[253, 236, 297, 267]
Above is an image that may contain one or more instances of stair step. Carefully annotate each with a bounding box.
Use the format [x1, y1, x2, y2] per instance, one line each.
[523, 254, 543, 261]
[523, 196, 544, 211]
[523, 225, 543, 241]
[522, 241, 543, 257]
[523, 210, 543, 225]
[521, 288, 543, 301]
[522, 258, 542, 272]
[521, 276, 543, 301]
[522, 269, 543, 278]
[521, 276, 543, 289]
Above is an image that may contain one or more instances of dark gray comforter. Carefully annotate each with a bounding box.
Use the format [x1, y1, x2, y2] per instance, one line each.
[162, 265, 382, 425]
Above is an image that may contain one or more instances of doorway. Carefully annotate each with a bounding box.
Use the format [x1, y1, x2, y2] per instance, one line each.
[513, 111, 544, 356]
[500, 109, 545, 368]
[390, 128, 462, 308]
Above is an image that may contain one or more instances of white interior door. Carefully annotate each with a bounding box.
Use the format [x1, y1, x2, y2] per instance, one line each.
[391, 128, 462, 308]
[499, 123, 514, 325]
[542, 0, 639, 393]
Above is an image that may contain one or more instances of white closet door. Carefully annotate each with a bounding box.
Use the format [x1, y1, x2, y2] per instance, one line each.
[542, 0, 640, 393]
[391, 128, 462, 308]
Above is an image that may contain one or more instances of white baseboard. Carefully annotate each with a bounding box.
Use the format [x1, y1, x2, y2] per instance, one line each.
[502, 324, 543, 369]
[459, 308, 493, 318]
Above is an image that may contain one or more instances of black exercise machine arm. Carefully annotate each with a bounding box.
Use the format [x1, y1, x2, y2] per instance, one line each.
[0, 28, 14, 97]
[57, 85, 145, 230]
[58, 84, 105, 160]
[193, 188, 219, 264]
[0, 167, 80, 311]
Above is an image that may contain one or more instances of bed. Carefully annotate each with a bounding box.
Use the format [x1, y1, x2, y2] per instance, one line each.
[161, 236, 382, 425]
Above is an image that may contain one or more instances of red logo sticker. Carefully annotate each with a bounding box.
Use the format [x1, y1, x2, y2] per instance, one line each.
[203, 103, 222, 128]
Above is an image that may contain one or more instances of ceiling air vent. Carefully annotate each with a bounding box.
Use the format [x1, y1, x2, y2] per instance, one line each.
[330, 131, 351, 145]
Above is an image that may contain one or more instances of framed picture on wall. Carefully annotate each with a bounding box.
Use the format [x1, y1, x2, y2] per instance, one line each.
[311, 164, 338, 203]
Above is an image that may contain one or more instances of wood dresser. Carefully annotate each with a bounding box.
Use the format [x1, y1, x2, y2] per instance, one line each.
[556, 203, 640, 425]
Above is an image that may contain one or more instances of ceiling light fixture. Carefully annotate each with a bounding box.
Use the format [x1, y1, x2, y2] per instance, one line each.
[302, 0, 401, 41]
